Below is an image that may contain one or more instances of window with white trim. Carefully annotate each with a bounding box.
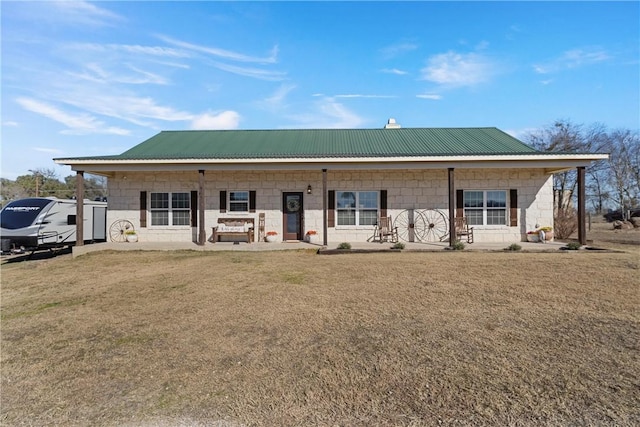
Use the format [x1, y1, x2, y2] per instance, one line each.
[229, 191, 249, 212]
[336, 191, 378, 226]
[464, 190, 507, 226]
[150, 192, 190, 226]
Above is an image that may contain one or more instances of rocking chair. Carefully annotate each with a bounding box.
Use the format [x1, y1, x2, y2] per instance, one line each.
[373, 216, 399, 243]
[454, 217, 474, 243]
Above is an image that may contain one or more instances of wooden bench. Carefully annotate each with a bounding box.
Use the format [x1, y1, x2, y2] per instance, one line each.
[210, 218, 254, 243]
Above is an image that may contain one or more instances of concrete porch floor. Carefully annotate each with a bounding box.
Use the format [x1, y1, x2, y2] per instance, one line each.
[72, 239, 568, 258]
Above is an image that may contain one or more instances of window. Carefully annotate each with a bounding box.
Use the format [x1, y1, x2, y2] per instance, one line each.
[336, 191, 378, 226]
[0, 198, 52, 230]
[464, 190, 507, 226]
[150, 192, 190, 226]
[229, 191, 249, 212]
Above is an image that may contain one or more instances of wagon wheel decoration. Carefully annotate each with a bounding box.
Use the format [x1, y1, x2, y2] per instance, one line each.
[393, 209, 428, 242]
[419, 209, 449, 242]
[109, 220, 135, 243]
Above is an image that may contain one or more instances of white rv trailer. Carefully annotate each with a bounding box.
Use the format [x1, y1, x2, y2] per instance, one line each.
[0, 197, 107, 253]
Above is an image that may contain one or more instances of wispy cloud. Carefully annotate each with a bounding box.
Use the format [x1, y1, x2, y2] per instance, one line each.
[18, 91, 240, 133]
[334, 94, 397, 99]
[63, 94, 194, 126]
[33, 147, 64, 155]
[68, 63, 169, 85]
[50, 0, 123, 27]
[154, 35, 285, 80]
[475, 40, 490, 51]
[285, 97, 365, 129]
[210, 61, 287, 81]
[380, 42, 418, 60]
[16, 97, 130, 135]
[534, 47, 611, 74]
[381, 68, 409, 75]
[416, 94, 442, 100]
[421, 51, 497, 87]
[124, 65, 169, 85]
[158, 35, 278, 64]
[71, 42, 191, 58]
[258, 84, 297, 110]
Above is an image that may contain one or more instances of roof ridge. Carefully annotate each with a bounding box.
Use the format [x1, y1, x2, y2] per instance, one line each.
[158, 127, 501, 133]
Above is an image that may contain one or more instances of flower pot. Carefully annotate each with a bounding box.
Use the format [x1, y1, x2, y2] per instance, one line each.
[126, 234, 138, 243]
[306, 234, 320, 244]
[265, 235, 278, 243]
[544, 231, 554, 241]
[526, 233, 539, 243]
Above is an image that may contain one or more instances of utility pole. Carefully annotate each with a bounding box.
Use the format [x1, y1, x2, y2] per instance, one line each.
[28, 170, 40, 197]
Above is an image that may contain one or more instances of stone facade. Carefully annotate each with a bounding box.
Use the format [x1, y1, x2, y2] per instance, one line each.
[106, 168, 553, 244]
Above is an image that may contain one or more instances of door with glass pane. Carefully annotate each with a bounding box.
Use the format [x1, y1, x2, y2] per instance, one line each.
[282, 192, 303, 241]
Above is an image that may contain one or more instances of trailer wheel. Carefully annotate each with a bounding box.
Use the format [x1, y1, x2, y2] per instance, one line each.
[109, 220, 135, 243]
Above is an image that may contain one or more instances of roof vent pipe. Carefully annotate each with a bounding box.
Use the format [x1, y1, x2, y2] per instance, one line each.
[384, 118, 401, 129]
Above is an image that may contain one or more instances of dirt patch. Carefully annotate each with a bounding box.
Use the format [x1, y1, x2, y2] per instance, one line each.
[1, 250, 639, 426]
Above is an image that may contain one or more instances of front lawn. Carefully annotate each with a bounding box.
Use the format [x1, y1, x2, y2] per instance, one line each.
[1, 250, 638, 426]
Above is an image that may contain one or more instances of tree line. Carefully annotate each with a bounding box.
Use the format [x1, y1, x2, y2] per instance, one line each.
[524, 120, 638, 215]
[523, 120, 639, 238]
[0, 169, 107, 207]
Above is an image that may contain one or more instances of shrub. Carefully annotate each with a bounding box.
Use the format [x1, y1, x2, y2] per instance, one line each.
[565, 242, 582, 250]
[336, 242, 351, 250]
[391, 242, 405, 250]
[451, 241, 465, 251]
[505, 243, 522, 251]
[554, 207, 577, 240]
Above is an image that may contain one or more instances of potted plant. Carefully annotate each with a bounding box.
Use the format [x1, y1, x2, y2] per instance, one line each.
[125, 230, 138, 243]
[305, 230, 320, 244]
[265, 231, 278, 242]
[526, 230, 540, 243]
[538, 226, 553, 241]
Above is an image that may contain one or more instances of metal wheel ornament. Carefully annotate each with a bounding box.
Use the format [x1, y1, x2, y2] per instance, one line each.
[109, 220, 135, 242]
[394, 209, 428, 242]
[419, 209, 449, 242]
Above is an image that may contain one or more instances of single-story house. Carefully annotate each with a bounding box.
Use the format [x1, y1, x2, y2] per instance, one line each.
[54, 121, 607, 246]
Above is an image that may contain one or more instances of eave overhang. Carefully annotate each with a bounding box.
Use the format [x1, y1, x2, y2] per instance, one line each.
[54, 153, 609, 177]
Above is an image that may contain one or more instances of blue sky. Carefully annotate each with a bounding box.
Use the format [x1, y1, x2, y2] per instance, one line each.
[2, 1, 639, 180]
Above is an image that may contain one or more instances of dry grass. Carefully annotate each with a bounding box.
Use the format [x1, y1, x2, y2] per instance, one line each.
[582, 219, 640, 250]
[1, 247, 639, 426]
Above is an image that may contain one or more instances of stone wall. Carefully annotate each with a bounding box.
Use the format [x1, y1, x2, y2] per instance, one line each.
[106, 168, 553, 243]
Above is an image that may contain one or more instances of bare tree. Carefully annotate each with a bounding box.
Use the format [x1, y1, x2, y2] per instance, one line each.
[64, 174, 108, 200]
[607, 129, 640, 214]
[524, 120, 608, 212]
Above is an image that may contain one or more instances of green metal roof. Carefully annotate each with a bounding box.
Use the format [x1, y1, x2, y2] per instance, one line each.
[70, 128, 539, 161]
[122, 128, 537, 159]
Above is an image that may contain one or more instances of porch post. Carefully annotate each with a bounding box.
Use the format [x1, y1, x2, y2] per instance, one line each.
[198, 170, 206, 245]
[322, 168, 328, 246]
[448, 168, 455, 247]
[577, 166, 586, 245]
[76, 171, 85, 246]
